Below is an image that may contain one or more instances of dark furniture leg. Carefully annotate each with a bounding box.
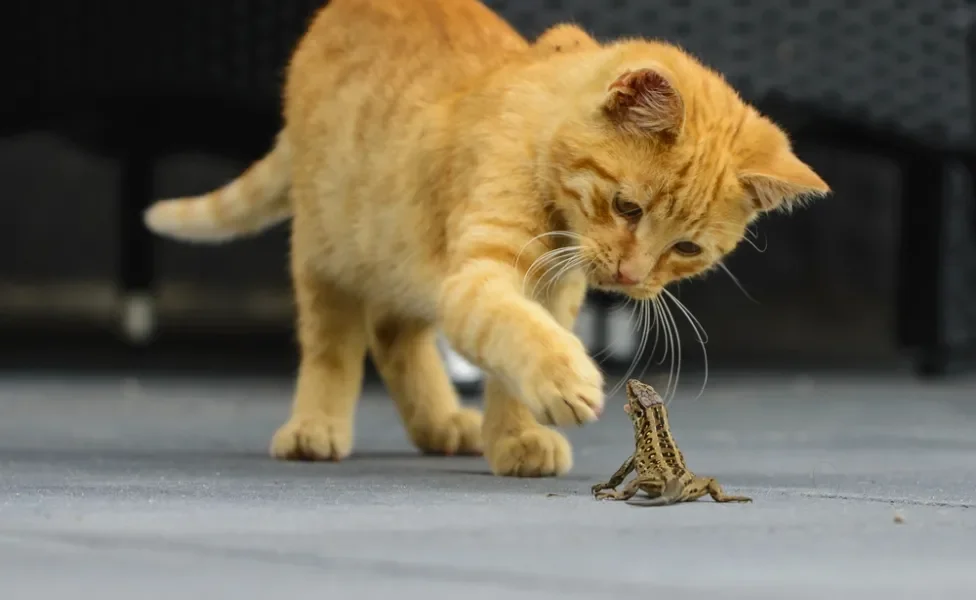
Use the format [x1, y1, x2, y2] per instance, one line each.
[896, 154, 949, 376]
[117, 144, 158, 344]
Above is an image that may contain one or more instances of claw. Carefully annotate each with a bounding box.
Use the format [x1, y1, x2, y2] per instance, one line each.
[563, 398, 583, 425]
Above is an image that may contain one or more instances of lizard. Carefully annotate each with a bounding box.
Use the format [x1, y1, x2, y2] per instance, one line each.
[591, 379, 753, 507]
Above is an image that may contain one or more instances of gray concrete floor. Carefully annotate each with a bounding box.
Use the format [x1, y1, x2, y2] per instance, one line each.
[1, 371, 975, 599]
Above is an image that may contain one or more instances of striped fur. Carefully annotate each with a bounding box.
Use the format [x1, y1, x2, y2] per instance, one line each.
[144, 135, 291, 242]
[143, 0, 828, 478]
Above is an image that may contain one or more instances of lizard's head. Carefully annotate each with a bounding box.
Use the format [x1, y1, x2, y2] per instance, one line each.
[623, 379, 663, 420]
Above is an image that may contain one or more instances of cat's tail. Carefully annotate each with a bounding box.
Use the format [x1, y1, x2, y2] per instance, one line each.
[144, 134, 292, 243]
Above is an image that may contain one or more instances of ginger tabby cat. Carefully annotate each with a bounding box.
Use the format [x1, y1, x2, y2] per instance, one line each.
[145, 0, 828, 477]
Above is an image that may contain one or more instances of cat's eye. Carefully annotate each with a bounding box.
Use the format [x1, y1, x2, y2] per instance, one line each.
[612, 194, 642, 221]
[672, 241, 702, 256]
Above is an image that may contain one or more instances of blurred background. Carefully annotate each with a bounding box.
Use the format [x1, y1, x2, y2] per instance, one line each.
[2, 0, 975, 386]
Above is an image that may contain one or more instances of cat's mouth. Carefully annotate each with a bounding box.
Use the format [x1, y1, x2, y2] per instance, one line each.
[591, 271, 636, 289]
[597, 281, 636, 292]
[592, 279, 660, 300]
[584, 260, 661, 298]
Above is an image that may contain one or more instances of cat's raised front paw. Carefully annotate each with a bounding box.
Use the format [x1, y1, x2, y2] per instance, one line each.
[486, 426, 573, 477]
[409, 407, 484, 456]
[269, 414, 353, 461]
[516, 336, 604, 427]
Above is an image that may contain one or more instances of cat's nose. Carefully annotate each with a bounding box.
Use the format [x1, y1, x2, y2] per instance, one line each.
[615, 267, 639, 286]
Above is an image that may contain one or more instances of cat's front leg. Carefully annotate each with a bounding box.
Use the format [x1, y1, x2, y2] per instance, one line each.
[439, 258, 604, 428]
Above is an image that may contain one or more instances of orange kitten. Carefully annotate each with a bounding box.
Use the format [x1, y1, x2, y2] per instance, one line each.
[145, 0, 828, 477]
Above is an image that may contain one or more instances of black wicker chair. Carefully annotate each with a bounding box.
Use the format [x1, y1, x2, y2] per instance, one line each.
[1, 0, 320, 341]
[5, 0, 975, 376]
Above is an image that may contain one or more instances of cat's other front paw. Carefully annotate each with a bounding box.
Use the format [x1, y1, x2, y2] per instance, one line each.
[409, 407, 484, 456]
[486, 426, 572, 477]
[516, 335, 604, 427]
[269, 414, 353, 461]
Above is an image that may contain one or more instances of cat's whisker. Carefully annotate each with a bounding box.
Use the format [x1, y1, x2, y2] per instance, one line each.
[538, 254, 588, 300]
[741, 223, 767, 246]
[664, 300, 679, 404]
[717, 262, 758, 303]
[652, 299, 672, 395]
[663, 289, 709, 402]
[662, 289, 708, 344]
[550, 255, 589, 293]
[658, 297, 675, 404]
[520, 234, 584, 270]
[515, 231, 583, 268]
[522, 249, 562, 293]
[606, 301, 641, 396]
[648, 299, 663, 362]
[741, 236, 767, 253]
[653, 298, 670, 367]
[708, 221, 768, 253]
[638, 300, 656, 378]
[523, 246, 578, 286]
[660, 296, 682, 406]
[591, 306, 618, 361]
[613, 305, 651, 386]
[645, 300, 670, 396]
[594, 298, 640, 363]
[524, 246, 580, 297]
[608, 298, 652, 399]
[637, 299, 663, 382]
[647, 300, 660, 369]
[611, 297, 634, 316]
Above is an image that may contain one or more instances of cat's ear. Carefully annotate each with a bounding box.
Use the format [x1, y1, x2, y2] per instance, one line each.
[602, 67, 684, 139]
[740, 149, 830, 213]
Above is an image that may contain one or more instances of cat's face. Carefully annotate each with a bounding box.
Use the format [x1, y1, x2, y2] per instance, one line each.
[545, 45, 829, 300]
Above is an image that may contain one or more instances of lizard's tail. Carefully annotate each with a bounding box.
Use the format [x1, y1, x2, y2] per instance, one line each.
[624, 496, 678, 507]
[144, 134, 292, 243]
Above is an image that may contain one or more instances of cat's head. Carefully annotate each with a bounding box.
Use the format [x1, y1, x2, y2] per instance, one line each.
[532, 23, 599, 55]
[543, 41, 829, 300]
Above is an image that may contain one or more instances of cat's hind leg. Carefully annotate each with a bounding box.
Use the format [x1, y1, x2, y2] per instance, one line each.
[367, 311, 482, 455]
[270, 264, 368, 462]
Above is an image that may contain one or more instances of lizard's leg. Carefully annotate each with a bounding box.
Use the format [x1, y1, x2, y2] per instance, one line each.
[624, 478, 683, 507]
[594, 476, 643, 501]
[704, 478, 753, 503]
[590, 455, 635, 496]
